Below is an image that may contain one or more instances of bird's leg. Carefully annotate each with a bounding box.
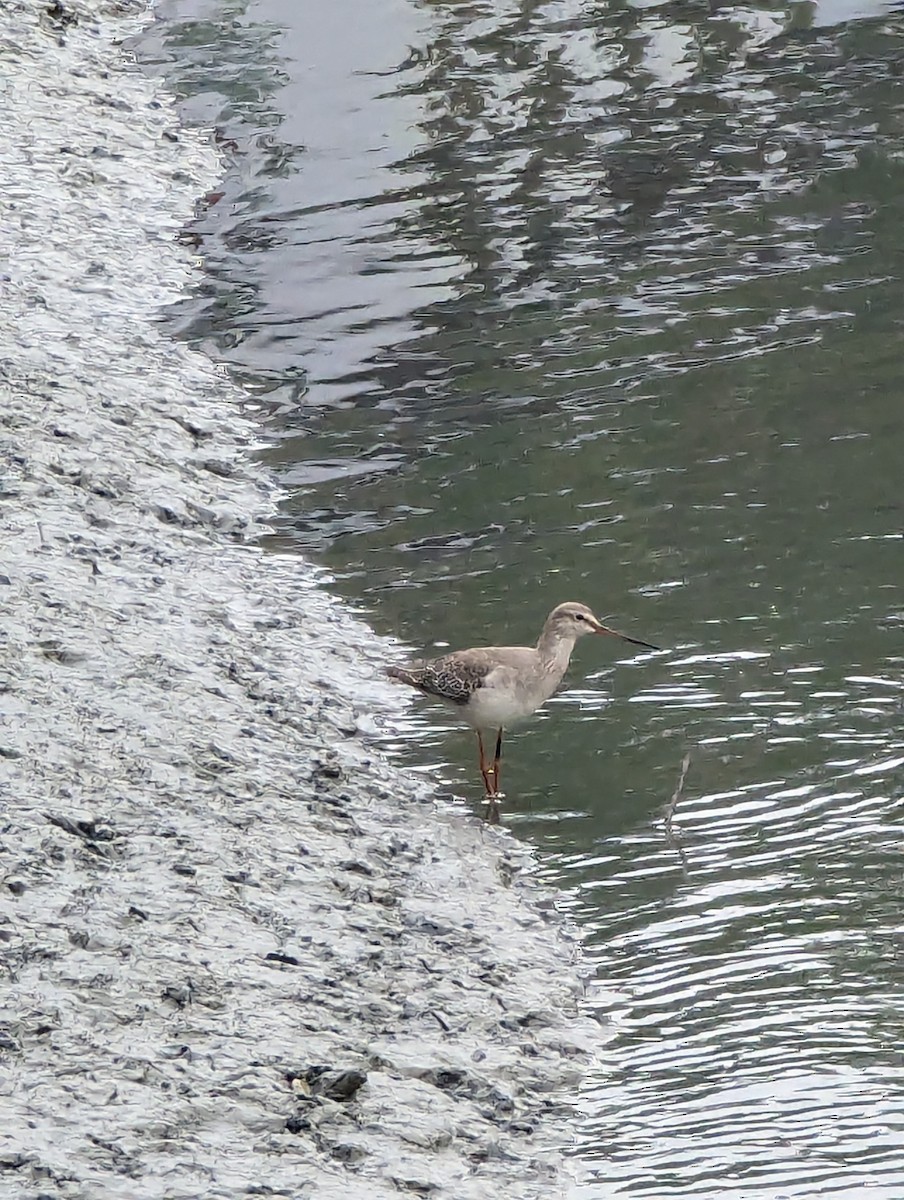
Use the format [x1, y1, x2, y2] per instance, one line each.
[477, 731, 502, 823]
[476, 731, 495, 795]
[492, 728, 503, 795]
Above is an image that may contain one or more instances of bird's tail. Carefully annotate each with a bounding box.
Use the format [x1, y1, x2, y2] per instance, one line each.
[386, 664, 423, 688]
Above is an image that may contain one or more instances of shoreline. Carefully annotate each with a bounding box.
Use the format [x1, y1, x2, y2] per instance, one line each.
[0, 2, 599, 1196]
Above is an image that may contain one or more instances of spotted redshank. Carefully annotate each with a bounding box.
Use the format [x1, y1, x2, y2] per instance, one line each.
[387, 601, 659, 817]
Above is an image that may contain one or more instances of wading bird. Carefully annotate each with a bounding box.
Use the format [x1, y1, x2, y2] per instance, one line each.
[387, 601, 659, 818]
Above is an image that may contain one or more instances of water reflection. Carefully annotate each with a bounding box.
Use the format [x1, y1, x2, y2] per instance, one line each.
[149, 0, 904, 1194]
[563, 728, 904, 1196]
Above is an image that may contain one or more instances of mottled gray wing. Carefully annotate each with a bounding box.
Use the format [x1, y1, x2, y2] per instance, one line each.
[387, 651, 492, 705]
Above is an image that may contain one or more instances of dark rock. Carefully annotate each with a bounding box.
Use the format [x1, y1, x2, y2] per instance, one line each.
[286, 1066, 368, 1103]
[201, 459, 234, 478]
[45, 812, 114, 843]
[391, 1180, 437, 1197]
[339, 860, 374, 877]
[0, 1026, 22, 1052]
[265, 951, 300, 967]
[420, 1067, 468, 1092]
[330, 1142, 366, 1163]
[224, 871, 260, 887]
[39, 641, 88, 665]
[320, 1069, 367, 1102]
[162, 982, 194, 1008]
[46, 1, 77, 30]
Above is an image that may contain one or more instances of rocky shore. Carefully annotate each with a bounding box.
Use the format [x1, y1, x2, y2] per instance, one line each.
[0, 2, 599, 1196]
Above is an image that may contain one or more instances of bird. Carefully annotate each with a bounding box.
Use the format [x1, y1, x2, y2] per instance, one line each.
[386, 601, 659, 818]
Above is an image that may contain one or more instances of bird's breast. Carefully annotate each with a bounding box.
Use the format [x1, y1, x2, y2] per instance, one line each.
[463, 664, 563, 729]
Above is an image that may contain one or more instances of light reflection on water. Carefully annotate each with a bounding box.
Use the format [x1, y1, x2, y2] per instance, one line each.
[149, 0, 904, 1193]
[550, 761, 904, 1198]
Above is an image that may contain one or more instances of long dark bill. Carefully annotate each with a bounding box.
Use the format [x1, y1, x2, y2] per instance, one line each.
[593, 622, 661, 651]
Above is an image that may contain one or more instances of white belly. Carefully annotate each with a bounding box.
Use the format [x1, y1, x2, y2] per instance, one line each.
[461, 670, 559, 730]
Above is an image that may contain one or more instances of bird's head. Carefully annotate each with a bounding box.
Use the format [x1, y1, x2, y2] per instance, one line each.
[545, 601, 660, 650]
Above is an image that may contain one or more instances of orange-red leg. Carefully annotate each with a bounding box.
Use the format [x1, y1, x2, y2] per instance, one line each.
[476, 731, 495, 795]
[477, 731, 502, 822]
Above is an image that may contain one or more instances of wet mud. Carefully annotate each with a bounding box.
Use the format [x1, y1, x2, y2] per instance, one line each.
[0, 2, 598, 1197]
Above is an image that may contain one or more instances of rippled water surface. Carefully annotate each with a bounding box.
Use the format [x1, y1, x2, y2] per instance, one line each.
[148, 1, 904, 1193]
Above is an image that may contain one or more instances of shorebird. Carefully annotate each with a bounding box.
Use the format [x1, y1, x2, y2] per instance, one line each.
[387, 601, 659, 817]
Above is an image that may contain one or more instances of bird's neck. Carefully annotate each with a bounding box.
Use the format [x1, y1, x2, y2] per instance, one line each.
[536, 628, 577, 675]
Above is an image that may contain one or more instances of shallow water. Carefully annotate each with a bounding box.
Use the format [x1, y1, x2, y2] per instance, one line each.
[148, 0, 904, 1194]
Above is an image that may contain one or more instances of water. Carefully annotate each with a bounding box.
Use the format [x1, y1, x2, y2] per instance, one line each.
[146, 1, 904, 1194]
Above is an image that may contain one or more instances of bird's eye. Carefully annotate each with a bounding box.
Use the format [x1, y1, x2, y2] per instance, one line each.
[574, 613, 584, 621]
